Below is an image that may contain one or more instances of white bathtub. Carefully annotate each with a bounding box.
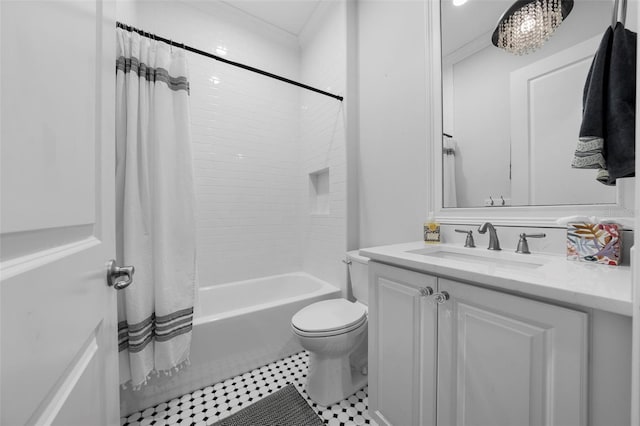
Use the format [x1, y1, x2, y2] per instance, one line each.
[120, 272, 341, 416]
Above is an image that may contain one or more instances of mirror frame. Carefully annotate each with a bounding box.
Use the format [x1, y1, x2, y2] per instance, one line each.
[426, 0, 635, 228]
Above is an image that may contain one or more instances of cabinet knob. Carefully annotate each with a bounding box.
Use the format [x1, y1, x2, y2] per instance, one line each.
[419, 286, 434, 297]
[433, 291, 450, 304]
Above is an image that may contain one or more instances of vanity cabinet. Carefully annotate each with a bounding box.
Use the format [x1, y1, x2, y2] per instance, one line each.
[368, 263, 438, 426]
[368, 261, 588, 426]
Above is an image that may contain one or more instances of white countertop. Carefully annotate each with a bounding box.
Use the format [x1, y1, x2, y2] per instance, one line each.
[360, 241, 633, 316]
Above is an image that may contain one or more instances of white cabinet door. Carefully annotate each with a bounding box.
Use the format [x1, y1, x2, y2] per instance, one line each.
[368, 262, 437, 426]
[437, 279, 588, 426]
[1, 1, 118, 425]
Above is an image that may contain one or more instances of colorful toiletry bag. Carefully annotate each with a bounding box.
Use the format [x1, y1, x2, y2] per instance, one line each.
[566, 222, 621, 266]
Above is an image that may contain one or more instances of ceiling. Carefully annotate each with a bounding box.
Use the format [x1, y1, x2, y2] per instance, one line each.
[212, 0, 508, 50]
[441, 0, 512, 56]
[221, 0, 323, 36]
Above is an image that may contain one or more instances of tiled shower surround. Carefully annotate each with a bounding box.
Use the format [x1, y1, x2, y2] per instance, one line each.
[120, 0, 348, 288]
[120, 351, 375, 426]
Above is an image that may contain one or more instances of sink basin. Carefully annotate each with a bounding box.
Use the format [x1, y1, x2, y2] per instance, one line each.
[407, 247, 546, 270]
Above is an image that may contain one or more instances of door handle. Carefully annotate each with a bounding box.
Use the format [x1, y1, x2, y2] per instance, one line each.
[107, 260, 135, 290]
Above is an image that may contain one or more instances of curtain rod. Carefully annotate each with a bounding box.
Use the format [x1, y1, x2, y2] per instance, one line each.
[116, 22, 344, 102]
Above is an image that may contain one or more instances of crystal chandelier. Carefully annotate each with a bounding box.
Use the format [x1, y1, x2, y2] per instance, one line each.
[491, 0, 574, 55]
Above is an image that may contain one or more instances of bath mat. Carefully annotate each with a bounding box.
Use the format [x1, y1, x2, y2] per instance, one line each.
[211, 383, 324, 426]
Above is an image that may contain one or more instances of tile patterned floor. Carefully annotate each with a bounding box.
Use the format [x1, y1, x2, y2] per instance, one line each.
[121, 351, 376, 426]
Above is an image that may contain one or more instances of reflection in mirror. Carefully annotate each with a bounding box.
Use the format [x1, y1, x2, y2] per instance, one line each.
[441, 0, 637, 208]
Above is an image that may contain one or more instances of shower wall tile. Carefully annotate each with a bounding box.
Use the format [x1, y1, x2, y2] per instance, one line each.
[117, 1, 350, 290]
[299, 2, 349, 294]
[118, 1, 304, 286]
[190, 57, 303, 285]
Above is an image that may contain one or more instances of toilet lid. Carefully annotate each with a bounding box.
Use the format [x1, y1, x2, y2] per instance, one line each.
[292, 299, 367, 333]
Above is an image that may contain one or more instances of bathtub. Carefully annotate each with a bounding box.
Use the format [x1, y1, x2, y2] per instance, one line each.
[120, 272, 341, 416]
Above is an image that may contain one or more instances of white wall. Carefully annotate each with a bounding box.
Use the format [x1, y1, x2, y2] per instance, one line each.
[346, 0, 360, 252]
[299, 1, 348, 291]
[357, 0, 430, 248]
[445, 50, 512, 208]
[117, 1, 304, 286]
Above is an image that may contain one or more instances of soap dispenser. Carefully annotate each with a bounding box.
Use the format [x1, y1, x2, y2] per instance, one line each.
[424, 212, 441, 244]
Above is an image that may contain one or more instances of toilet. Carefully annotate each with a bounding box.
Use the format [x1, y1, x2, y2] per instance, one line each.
[291, 251, 369, 406]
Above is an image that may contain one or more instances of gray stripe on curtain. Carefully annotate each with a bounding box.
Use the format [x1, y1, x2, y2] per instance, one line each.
[156, 325, 193, 342]
[156, 307, 195, 324]
[116, 56, 190, 93]
[118, 307, 194, 352]
[156, 316, 193, 333]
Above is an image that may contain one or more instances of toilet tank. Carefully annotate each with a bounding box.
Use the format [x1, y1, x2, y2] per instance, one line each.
[347, 250, 369, 306]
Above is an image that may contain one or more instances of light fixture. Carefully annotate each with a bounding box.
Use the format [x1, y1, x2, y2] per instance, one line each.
[215, 46, 228, 56]
[491, 0, 573, 55]
[453, 0, 468, 6]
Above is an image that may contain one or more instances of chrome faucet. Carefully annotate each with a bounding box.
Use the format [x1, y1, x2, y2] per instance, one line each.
[478, 222, 501, 250]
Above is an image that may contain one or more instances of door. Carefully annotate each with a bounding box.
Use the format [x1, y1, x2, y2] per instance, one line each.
[1, 1, 118, 425]
[510, 35, 616, 206]
[436, 279, 588, 426]
[368, 262, 437, 426]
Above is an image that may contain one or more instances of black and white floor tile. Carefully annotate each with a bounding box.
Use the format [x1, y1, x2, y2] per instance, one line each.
[121, 351, 376, 426]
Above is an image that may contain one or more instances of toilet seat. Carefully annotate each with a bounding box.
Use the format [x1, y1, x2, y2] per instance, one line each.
[291, 299, 367, 337]
[292, 315, 366, 337]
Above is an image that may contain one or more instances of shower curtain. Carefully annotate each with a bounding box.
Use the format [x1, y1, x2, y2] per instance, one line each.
[115, 28, 197, 389]
[443, 137, 457, 208]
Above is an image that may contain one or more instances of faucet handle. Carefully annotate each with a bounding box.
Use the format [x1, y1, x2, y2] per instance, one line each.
[516, 233, 546, 254]
[455, 229, 476, 248]
[521, 233, 546, 239]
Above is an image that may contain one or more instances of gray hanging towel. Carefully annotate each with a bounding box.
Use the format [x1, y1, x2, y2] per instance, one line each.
[571, 26, 612, 179]
[572, 23, 636, 185]
[604, 22, 636, 185]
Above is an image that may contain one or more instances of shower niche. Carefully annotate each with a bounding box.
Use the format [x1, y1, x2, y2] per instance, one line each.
[309, 168, 330, 215]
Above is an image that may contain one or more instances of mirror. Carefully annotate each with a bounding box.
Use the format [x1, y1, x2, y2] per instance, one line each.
[441, 0, 636, 209]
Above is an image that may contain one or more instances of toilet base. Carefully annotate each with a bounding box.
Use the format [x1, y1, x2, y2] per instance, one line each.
[305, 336, 368, 407]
